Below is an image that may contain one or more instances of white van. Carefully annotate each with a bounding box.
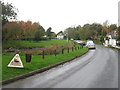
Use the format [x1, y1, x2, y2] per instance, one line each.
[86, 40, 96, 49]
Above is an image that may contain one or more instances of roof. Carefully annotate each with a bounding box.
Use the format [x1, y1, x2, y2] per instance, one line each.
[57, 31, 64, 35]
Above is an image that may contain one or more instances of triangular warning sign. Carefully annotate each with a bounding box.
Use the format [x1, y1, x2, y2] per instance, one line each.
[8, 54, 24, 68]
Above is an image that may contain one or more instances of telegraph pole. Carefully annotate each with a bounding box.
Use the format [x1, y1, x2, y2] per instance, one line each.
[118, 1, 120, 27]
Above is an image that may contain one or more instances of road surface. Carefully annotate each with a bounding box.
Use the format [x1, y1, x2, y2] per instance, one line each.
[3, 45, 118, 88]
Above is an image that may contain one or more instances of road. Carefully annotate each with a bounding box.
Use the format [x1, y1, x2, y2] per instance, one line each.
[3, 45, 118, 88]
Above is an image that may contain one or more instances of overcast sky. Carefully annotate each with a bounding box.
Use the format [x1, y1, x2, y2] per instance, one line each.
[3, 0, 120, 33]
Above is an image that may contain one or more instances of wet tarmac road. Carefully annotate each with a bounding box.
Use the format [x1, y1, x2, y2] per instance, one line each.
[3, 45, 118, 88]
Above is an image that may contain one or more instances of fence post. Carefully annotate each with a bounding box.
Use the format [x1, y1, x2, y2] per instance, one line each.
[81, 45, 83, 48]
[67, 48, 69, 53]
[42, 50, 44, 59]
[72, 47, 74, 51]
[75, 47, 77, 50]
[25, 54, 32, 63]
[54, 49, 56, 56]
[62, 48, 64, 54]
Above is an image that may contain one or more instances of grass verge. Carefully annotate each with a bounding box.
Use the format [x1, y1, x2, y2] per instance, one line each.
[2, 47, 88, 81]
[95, 42, 103, 45]
[3, 39, 69, 49]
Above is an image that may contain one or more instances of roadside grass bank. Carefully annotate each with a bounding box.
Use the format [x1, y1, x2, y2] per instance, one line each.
[3, 39, 69, 49]
[2, 47, 88, 81]
[2, 39, 74, 55]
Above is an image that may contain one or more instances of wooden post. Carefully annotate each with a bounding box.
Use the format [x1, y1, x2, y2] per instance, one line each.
[54, 49, 56, 56]
[62, 48, 64, 54]
[67, 48, 69, 53]
[26, 54, 32, 63]
[42, 50, 44, 59]
[75, 47, 77, 50]
[72, 47, 74, 51]
[81, 45, 83, 48]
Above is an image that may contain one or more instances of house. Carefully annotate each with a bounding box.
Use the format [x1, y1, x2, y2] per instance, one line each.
[43, 35, 47, 37]
[104, 29, 118, 47]
[57, 31, 64, 39]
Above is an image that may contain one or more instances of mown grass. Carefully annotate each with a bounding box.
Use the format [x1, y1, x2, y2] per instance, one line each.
[95, 42, 103, 45]
[2, 47, 88, 81]
[3, 39, 69, 48]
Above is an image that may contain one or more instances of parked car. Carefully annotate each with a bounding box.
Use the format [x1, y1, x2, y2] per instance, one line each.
[86, 40, 93, 44]
[87, 43, 96, 49]
[86, 40, 96, 49]
[78, 41, 86, 46]
[74, 40, 86, 46]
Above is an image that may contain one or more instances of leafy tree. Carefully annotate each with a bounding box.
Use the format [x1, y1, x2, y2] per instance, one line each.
[117, 26, 120, 41]
[51, 32, 56, 39]
[34, 30, 41, 41]
[102, 20, 109, 34]
[64, 23, 102, 41]
[46, 27, 52, 39]
[20, 21, 34, 40]
[78, 28, 85, 40]
[2, 21, 22, 40]
[64, 21, 117, 42]
[109, 24, 117, 32]
[33, 23, 45, 41]
[1, 1, 18, 25]
[19, 21, 45, 40]
[89, 23, 102, 41]
[33, 22, 45, 37]
[3, 20, 45, 41]
[64, 27, 79, 40]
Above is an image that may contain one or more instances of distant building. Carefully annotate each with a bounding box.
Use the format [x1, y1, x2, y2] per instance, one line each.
[57, 31, 64, 39]
[118, 1, 120, 26]
[43, 35, 47, 37]
[104, 30, 118, 47]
